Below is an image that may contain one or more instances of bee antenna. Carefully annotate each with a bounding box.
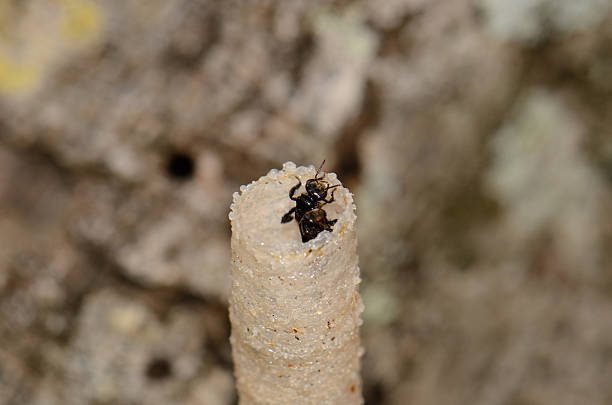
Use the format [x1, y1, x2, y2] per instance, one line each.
[315, 160, 326, 179]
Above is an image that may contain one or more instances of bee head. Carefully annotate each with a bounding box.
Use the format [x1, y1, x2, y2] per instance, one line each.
[305, 178, 328, 200]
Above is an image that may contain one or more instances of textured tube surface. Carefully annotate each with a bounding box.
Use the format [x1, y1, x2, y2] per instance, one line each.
[228, 162, 363, 405]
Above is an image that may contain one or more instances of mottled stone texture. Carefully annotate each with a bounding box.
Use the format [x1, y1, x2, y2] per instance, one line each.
[229, 163, 362, 405]
[2, 0, 612, 404]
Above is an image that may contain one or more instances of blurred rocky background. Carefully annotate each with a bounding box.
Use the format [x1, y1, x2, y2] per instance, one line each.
[1, 0, 612, 404]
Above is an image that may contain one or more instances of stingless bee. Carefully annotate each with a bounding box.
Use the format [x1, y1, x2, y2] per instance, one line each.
[281, 161, 340, 243]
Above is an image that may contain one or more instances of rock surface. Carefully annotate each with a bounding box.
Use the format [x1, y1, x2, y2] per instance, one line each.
[1, 1, 612, 404]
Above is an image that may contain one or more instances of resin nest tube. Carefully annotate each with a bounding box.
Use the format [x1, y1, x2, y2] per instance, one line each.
[228, 162, 363, 405]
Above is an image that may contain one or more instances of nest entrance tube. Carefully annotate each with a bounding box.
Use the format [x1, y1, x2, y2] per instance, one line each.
[228, 162, 363, 405]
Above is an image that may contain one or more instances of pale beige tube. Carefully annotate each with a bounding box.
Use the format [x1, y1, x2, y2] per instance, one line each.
[228, 162, 363, 405]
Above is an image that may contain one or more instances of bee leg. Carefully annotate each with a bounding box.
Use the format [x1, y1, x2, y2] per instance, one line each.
[289, 176, 301, 201]
[281, 207, 296, 223]
[323, 186, 339, 204]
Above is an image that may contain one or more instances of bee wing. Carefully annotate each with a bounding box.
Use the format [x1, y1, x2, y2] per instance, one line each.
[299, 215, 322, 242]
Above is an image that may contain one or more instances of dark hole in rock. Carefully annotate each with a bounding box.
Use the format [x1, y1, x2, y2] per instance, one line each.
[145, 357, 173, 380]
[364, 380, 385, 405]
[166, 151, 195, 180]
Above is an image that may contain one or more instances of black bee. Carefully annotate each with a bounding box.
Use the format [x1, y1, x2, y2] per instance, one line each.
[281, 161, 340, 242]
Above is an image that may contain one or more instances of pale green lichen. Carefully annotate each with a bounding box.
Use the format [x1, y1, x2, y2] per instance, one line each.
[288, 9, 378, 139]
[479, 0, 612, 43]
[486, 89, 609, 279]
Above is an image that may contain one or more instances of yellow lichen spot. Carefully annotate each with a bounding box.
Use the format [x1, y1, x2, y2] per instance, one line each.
[57, 0, 102, 41]
[0, 55, 38, 92]
[108, 305, 147, 335]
